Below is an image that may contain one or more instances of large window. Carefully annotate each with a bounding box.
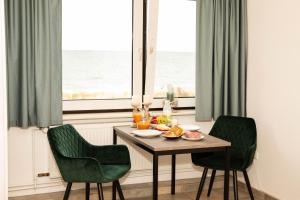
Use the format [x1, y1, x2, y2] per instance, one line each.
[62, 0, 195, 111]
[154, 0, 196, 98]
[62, 0, 133, 100]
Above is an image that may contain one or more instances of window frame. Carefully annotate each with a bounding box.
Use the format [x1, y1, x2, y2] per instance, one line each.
[145, 0, 195, 109]
[63, 0, 195, 112]
[63, 0, 143, 111]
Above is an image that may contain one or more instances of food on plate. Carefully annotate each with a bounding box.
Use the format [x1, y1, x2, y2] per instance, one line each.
[162, 125, 184, 138]
[156, 124, 170, 131]
[169, 126, 184, 136]
[184, 131, 202, 139]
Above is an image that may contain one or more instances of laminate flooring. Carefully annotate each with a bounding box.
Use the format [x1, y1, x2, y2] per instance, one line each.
[10, 176, 267, 200]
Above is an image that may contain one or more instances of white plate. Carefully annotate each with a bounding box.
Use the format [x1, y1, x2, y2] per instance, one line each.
[182, 135, 205, 141]
[179, 124, 201, 131]
[132, 130, 162, 138]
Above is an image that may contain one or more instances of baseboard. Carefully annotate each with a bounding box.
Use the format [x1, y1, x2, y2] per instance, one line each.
[9, 167, 279, 200]
[237, 181, 279, 200]
[8, 167, 203, 197]
[9, 176, 279, 200]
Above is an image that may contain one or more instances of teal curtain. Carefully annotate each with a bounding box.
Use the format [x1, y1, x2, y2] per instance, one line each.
[195, 0, 247, 121]
[5, 0, 62, 128]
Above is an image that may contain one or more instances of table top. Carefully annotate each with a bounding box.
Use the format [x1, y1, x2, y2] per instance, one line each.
[113, 126, 231, 154]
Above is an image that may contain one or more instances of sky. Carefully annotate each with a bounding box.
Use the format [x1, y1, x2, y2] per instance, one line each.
[62, 0, 196, 52]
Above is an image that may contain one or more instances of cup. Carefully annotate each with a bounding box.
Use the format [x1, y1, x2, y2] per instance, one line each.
[133, 111, 143, 123]
[137, 119, 150, 129]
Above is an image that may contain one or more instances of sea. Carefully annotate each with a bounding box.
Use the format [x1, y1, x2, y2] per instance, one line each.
[62, 50, 195, 99]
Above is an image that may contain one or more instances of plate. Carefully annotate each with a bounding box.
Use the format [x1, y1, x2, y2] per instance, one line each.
[132, 130, 162, 138]
[182, 135, 205, 141]
[161, 133, 181, 140]
[178, 124, 201, 131]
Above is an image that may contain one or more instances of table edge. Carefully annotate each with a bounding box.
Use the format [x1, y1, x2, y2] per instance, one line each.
[113, 125, 231, 154]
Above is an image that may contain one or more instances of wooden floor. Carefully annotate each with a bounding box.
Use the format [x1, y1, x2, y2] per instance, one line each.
[9, 188, 256, 200]
[9, 177, 264, 200]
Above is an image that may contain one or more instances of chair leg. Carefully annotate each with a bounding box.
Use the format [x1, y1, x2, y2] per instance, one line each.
[196, 167, 208, 200]
[207, 169, 216, 197]
[243, 170, 254, 200]
[86, 183, 90, 200]
[115, 180, 125, 200]
[97, 183, 104, 200]
[112, 181, 116, 200]
[233, 170, 239, 200]
[63, 182, 72, 200]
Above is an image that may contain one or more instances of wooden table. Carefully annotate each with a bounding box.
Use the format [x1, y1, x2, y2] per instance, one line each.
[113, 126, 231, 200]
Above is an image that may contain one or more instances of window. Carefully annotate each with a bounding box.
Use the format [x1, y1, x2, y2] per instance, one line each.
[62, 0, 143, 111]
[146, 0, 196, 108]
[62, 0, 195, 111]
[63, 0, 133, 100]
[154, 0, 196, 98]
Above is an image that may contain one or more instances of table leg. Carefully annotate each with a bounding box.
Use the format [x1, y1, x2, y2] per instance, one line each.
[153, 154, 159, 200]
[224, 147, 230, 200]
[171, 154, 176, 195]
[113, 129, 117, 145]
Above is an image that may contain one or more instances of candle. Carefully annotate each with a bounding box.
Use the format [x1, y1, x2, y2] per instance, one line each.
[143, 95, 152, 105]
[132, 95, 141, 106]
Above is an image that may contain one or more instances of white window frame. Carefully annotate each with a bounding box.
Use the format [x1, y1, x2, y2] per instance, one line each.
[63, 0, 143, 111]
[63, 0, 195, 112]
[145, 0, 195, 109]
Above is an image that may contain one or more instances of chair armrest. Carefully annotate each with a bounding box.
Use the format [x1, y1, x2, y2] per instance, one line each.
[242, 143, 257, 169]
[57, 156, 104, 182]
[89, 144, 131, 165]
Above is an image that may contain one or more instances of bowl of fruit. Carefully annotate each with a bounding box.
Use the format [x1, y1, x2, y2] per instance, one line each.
[151, 114, 171, 128]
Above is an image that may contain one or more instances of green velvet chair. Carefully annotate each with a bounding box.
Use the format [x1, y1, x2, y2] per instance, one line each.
[47, 124, 131, 200]
[191, 116, 257, 200]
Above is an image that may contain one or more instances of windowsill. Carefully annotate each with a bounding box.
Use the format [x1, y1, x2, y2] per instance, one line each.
[63, 109, 195, 121]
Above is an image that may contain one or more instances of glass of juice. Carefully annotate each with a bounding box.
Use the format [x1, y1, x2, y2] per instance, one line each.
[133, 110, 143, 123]
[137, 119, 151, 129]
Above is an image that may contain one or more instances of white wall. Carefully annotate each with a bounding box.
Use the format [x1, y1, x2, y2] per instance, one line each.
[247, 0, 300, 199]
[0, 0, 8, 199]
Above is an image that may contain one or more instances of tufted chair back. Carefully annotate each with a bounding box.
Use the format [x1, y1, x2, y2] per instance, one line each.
[48, 124, 91, 158]
[210, 116, 257, 168]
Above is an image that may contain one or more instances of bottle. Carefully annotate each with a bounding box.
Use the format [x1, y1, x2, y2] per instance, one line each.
[167, 84, 174, 102]
[163, 100, 172, 123]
